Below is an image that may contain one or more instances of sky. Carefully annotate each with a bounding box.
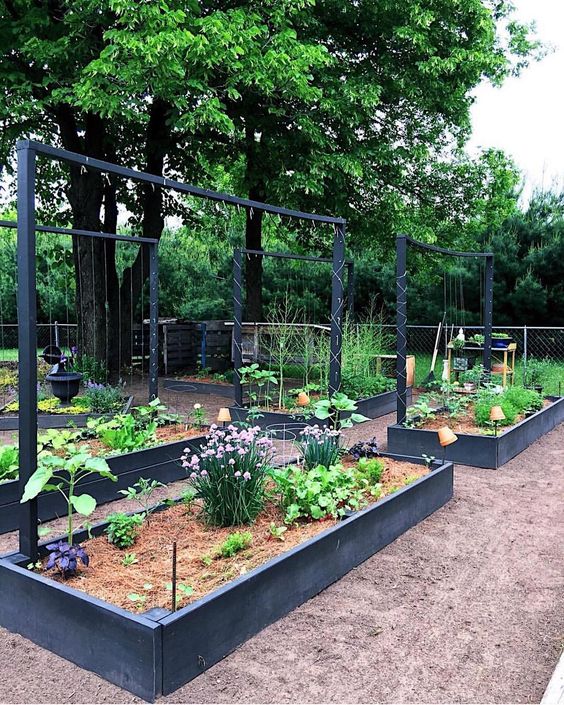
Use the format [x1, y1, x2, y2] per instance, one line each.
[468, 0, 564, 199]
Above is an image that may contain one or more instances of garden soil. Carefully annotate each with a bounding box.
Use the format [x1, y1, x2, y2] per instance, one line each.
[0, 391, 562, 704]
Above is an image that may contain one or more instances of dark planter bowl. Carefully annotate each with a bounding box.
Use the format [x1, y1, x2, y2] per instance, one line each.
[492, 337, 513, 349]
[46, 371, 83, 403]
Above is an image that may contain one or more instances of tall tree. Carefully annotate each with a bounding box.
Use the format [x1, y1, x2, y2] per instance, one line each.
[0, 0, 328, 366]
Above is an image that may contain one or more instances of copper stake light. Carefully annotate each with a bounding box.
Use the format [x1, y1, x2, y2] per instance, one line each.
[489, 405, 505, 436]
[437, 425, 458, 463]
[217, 407, 232, 427]
[297, 392, 310, 407]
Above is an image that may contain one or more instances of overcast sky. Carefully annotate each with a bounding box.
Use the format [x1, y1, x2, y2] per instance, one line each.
[468, 0, 564, 199]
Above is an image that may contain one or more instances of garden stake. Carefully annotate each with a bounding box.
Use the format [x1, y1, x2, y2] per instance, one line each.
[171, 541, 177, 612]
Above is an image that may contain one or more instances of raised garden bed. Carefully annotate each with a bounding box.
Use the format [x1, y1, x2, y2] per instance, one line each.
[0, 429, 207, 534]
[0, 395, 134, 431]
[0, 451, 453, 701]
[229, 387, 412, 433]
[387, 395, 564, 469]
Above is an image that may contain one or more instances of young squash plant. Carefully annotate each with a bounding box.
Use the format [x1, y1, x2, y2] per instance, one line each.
[313, 392, 368, 431]
[21, 448, 117, 576]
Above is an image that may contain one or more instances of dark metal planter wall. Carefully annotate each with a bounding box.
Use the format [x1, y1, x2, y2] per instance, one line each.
[387, 396, 564, 469]
[0, 434, 206, 534]
[0, 457, 453, 701]
[0, 396, 134, 431]
[228, 388, 412, 432]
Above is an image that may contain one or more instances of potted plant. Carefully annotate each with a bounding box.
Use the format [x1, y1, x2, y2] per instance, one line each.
[43, 346, 82, 405]
[491, 332, 513, 349]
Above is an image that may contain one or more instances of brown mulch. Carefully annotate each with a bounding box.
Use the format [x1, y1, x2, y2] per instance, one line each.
[46, 457, 427, 612]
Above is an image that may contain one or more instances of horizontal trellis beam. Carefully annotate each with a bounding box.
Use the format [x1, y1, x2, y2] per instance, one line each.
[16, 141, 346, 225]
[241, 248, 353, 266]
[0, 219, 159, 245]
[404, 235, 493, 259]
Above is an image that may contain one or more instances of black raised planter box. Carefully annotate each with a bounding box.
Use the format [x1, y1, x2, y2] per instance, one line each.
[229, 387, 412, 433]
[387, 395, 564, 469]
[0, 432, 206, 535]
[164, 378, 234, 398]
[0, 396, 134, 431]
[0, 453, 453, 701]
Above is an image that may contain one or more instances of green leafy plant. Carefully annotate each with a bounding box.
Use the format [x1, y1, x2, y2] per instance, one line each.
[121, 552, 139, 566]
[218, 531, 252, 557]
[106, 512, 144, 549]
[239, 363, 278, 411]
[180, 486, 197, 511]
[270, 463, 364, 523]
[118, 477, 165, 521]
[73, 354, 108, 384]
[356, 457, 384, 485]
[191, 403, 208, 429]
[503, 386, 543, 413]
[0, 445, 18, 482]
[313, 392, 368, 431]
[165, 581, 194, 609]
[21, 449, 116, 547]
[405, 399, 436, 427]
[340, 372, 395, 400]
[95, 413, 157, 453]
[269, 522, 287, 541]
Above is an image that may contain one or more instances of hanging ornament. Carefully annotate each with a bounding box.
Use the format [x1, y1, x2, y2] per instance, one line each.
[456, 327, 465, 342]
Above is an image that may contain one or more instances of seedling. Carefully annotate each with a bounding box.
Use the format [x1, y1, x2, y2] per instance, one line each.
[269, 522, 287, 541]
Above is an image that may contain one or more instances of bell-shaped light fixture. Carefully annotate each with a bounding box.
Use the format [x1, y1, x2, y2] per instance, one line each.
[489, 405, 505, 422]
[297, 392, 310, 407]
[217, 407, 231, 425]
[437, 426, 458, 447]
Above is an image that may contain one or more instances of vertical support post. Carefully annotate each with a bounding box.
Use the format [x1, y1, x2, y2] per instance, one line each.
[200, 322, 207, 370]
[17, 144, 38, 561]
[329, 223, 346, 396]
[233, 248, 243, 406]
[148, 242, 159, 401]
[396, 235, 408, 425]
[346, 261, 355, 321]
[483, 255, 494, 374]
[523, 325, 528, 383]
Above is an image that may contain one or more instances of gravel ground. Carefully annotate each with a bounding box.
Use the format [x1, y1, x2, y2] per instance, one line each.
[0, 395, 562, 704]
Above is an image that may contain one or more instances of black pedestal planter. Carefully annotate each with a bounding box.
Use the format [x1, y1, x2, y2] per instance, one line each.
[387, 396, 564, 469]
[229, 388, 412, 433]
[46, 371, 82, 403]
[0, 432, 206, 534]
[0, 454, 453, 701]
[0, 396, 134, 431]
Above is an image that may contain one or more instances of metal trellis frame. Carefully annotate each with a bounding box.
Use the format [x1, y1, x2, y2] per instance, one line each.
[396, 234, 494, 425]
[15, 139, 346, 561]
[232, 243, 351, 406]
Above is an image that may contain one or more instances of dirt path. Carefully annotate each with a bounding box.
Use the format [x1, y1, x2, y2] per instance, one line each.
[0, 415, 562, 704]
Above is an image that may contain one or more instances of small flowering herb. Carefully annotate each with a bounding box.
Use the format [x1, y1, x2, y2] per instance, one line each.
[296, 425, 341, 471]
[191, 403, 208, 429]
[348, 437, 379, 460]
[181, 425, 274, 526]
[45, 540, 89, 576]
[106, 512, 144, 549]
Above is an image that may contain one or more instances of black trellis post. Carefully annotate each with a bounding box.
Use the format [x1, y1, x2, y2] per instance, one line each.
[346, 261, 355, 321]
[483, 255, 494, 374]
[233, 248, 244, 407]
[329, 223, 346, 396]
[396, 235, 408, 425]
[17, 143, 39, 561]
[148, 242, 159, 401]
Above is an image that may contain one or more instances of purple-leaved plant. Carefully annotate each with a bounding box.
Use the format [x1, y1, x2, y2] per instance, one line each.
[45, 540, 89, 576]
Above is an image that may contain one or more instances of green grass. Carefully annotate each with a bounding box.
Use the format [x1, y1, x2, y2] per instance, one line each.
[413, 352, 564, 395]
[0, 348, 43, 362]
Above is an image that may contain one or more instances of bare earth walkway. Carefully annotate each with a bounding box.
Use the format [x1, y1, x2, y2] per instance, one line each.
[0, 410, 562, 704]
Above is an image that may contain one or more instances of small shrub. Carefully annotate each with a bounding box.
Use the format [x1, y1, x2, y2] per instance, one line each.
[356, 457, 384, 485]
[106, 512, 144, 549]
[181, 424, 274, 526]
[83, 383, 124, 414]
[270, 463, 364, 523]
[341, 372, 395, 399]
[95, 414, 156, 452]
[295, 425, 341, 471]
[218, 531, 252, 558]
[474, 396, 517, 427]
[503, 386, 543, 414]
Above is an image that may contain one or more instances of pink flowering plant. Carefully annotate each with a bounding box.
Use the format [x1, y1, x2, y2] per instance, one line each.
[296, 425, 342, 471]
[181, 424, 274, 526]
